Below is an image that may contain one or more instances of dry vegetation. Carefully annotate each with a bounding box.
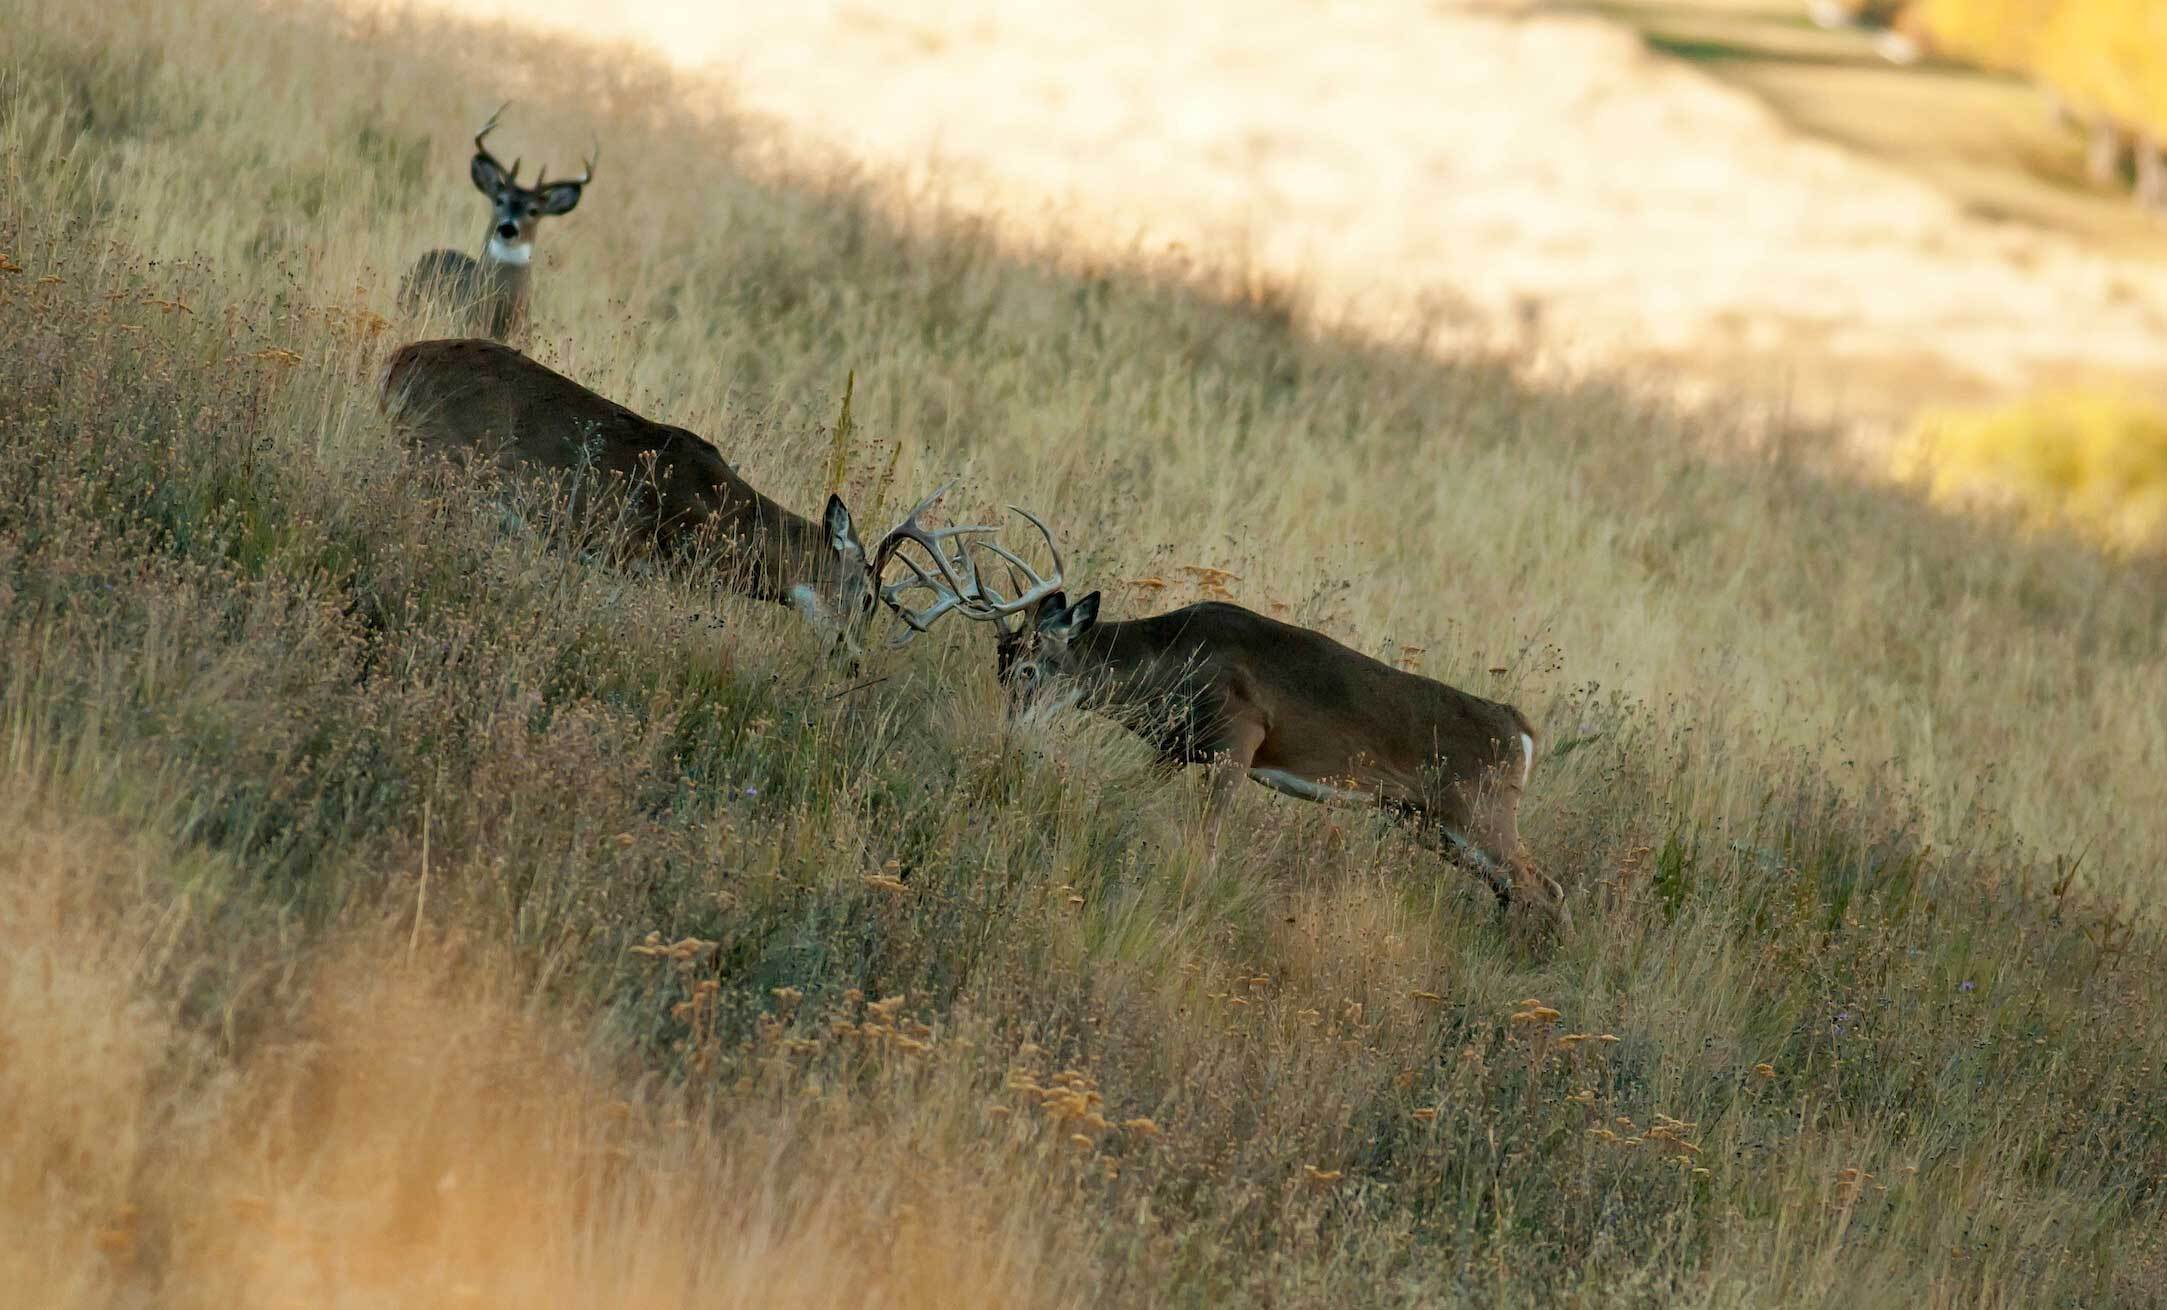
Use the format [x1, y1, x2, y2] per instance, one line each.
[3, 0, 2166, 1304]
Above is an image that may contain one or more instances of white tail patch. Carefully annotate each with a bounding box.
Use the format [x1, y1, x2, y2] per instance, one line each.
[1519, 732, 1535, 789]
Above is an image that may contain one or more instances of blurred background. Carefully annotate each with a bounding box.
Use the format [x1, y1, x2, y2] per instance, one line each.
[423, 0, 2167, 549]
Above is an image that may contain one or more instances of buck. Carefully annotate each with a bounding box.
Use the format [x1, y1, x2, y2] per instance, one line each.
[380, 337, 942, 659]
[400, 105, 595, 341]
[876, 509, 1570, 938]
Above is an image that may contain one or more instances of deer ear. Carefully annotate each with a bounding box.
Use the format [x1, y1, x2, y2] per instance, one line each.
[1034, 592, 1069, 633]
[824, 495, 865, 560]
[471, 152, 510, 197]
[536, 182, 585, 216]
[1039, 591, 1098, 642]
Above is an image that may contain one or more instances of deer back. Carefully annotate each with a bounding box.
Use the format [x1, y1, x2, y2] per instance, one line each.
[1082, 603, 1531, 776]
[379, 339, 823, 597]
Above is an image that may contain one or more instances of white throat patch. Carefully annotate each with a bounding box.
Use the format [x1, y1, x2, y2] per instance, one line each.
[485, 236, 534, 266]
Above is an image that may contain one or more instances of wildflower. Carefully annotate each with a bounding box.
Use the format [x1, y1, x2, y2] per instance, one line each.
[1122, 1118, 1161, 1138]
[1959, 980, 1976, 993]
[1070, 1134, 1095, 1150]
[1753, 1062, 1776, 1079]
[863, 872, 909, 894]
[1411, 1107, 1438, 1122]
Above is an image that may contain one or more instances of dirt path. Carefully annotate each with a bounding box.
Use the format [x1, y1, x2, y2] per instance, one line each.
[422, 0, 2167, 435]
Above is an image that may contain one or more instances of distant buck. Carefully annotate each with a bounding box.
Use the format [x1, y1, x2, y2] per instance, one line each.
[400, 105, 595, 341]
[877, 511, 1570, 938]
[380, 337, 942, 659]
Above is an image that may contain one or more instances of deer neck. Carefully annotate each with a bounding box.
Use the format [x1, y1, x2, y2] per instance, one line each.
[1066, 621, 1183, 715]
[479, 235, 534, 336]
[711, 493, 824, 606]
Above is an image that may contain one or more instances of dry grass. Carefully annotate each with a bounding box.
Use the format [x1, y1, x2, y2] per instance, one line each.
[415, 0, 2167, 430]
[1895, 387, 2167, 550]
[2, 0, 2165, 1304]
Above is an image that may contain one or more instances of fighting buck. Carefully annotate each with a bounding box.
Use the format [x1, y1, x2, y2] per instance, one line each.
[380, 337, 940, 660]
[400, 105, 596, 341]
[876, 509, 1569, 939]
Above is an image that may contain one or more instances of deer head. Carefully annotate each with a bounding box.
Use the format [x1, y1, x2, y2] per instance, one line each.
[466, 103, 597, 265]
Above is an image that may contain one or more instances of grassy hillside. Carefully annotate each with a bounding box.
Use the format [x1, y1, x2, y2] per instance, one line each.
[3, 0, 2164, 1304]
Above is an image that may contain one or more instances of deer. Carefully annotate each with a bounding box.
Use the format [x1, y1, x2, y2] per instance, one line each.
[399, 105, 595, 342]
[379, 337, 948, 661]
[873, 504, 1571, 941]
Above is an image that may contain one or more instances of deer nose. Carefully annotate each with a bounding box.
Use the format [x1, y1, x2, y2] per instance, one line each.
[495, 222, 519, 240]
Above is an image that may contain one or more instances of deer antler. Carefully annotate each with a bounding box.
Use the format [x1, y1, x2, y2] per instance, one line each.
[872, 486, 1064, 647]
[537, 137, 601, 190]
[871, 482, 1000, 639]
[472, 102, 521, 183]
[474, 102, 510, 156]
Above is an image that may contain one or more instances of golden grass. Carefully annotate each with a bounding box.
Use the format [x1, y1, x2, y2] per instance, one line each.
[1895, 387, 2167, 550]
[2, 0, 2165, 1303]
[0, 801, 1095, 1309]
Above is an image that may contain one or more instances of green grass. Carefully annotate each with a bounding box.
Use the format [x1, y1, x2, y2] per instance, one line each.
[2, 0, 2164, 1304]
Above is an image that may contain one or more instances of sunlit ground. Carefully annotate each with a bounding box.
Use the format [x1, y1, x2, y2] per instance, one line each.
[385, 0, 2167, 436]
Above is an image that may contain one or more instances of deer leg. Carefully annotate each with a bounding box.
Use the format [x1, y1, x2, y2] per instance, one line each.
[1395, 804, 1516, 905]
[1201, 715, 1268, 854]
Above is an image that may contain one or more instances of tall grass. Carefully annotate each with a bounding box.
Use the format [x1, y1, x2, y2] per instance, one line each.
[1, 0, 2163, 1304]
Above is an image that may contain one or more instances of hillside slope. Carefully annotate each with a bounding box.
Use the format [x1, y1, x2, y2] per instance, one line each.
[419, 0, 2167, 428]
[3, 0, 2164, 1304]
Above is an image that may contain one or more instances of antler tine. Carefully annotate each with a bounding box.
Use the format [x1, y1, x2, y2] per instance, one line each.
[870, 479, 955, 580]
[874, 482, 1003, 599]
[953, 506, 1065, 617]
[1007, 505, 1066, 593]
[537, 138, 601, 190]
[474, 101, 511, 155]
